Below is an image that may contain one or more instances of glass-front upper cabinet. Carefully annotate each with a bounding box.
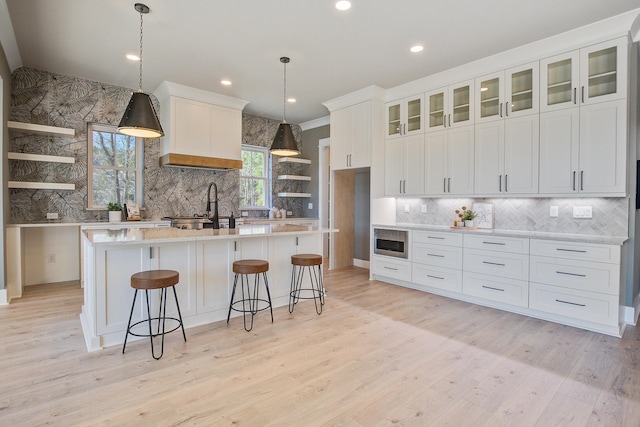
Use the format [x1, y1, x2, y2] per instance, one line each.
[540, 37, 627, 112]
[475, 63, 538, 122]
[426, 80, 474, 131]
[385, 95, 424, 138]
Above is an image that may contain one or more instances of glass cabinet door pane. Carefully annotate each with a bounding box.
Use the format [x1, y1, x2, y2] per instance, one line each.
[480, 78, 500, 118]
[547, 59, 573, 105]
[429, 92, 444, 128]
[588, 46, 617, 98]
[452, 85, 470, 124]
[511, 69, 533, 112]
[407, 98, 422, 132]
[388, 104, 401, 135]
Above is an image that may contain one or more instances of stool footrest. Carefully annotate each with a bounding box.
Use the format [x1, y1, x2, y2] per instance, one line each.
[126, 317, 184, 338]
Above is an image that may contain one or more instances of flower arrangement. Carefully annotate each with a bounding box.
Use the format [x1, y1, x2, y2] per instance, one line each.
[107, 202, 122, 212]
[454, 205, 476, 227]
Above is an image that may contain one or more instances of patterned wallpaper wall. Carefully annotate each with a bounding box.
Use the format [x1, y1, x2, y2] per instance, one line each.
[8, 67, 305, 223]
[396, 197, 629, 236]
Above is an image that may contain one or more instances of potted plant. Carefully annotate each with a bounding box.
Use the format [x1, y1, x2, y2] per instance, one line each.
[107, 202, 123, 223]
[462, 207, 476, 227]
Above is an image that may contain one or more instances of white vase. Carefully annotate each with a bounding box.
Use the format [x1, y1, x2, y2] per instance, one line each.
[465, 219, 474, 227]
[108, 210, 121, 223]
[456, 221, 464, 228]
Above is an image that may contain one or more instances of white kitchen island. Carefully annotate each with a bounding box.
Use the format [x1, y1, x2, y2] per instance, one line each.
[80, 224, 332, 351]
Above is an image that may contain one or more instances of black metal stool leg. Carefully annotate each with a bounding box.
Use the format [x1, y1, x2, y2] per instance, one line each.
[288, 265, 296, 313]
[122, 289, 138, 354]
[171, 285, 187, 342]
[262, 272, 274, 322]
[227, 273, 239, 324]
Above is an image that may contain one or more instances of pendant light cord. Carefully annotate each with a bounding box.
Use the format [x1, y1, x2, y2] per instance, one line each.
[138, 9, 144, 92]
[282, 59, 287, 123]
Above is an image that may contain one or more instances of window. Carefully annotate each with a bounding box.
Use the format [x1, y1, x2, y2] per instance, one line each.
[88, 123, 143, 209]
[240, 145, 269, 208]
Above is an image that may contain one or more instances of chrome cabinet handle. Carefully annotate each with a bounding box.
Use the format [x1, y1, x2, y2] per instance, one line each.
[427, 236, 445, 240]
[482, 285, 505, 292]
[581, 86, 585, 104]
[573, 87, 577, 104]
[556, 248, 586, 253]
[443, 177, 446, 193]
[505, 101, 509, 117]
[580, 171, 584, 191]
[427, 274, 445, 280]
[499, 175, 502, 192]
[384, 266, 398, 271]
[556, 271, 587, 278]
[499, 102, 503, 118]
[399, 180, 402, 194]
[482, 241, 505, 245]
[572, 171, 576, 191]
[448, 177, 451, 193]
[448, 114, 451, 127]
[483, 261, 506, 266]
[427, 253, 444, 258]
[505, 174, 508, 192]
[556, 299, 586, 307]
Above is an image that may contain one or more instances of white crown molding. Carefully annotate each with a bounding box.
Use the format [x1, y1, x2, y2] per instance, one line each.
[0, 0, 22, 70]
[153, 81, 249, 110]
[322, 85, 386, 112]
[299, 116, 329, 131]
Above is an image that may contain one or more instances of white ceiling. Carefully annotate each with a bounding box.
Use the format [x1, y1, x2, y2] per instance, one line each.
[4, 1, 640, 125]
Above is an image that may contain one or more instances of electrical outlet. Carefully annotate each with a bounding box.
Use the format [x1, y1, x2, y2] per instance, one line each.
[241, 211, 249, 217]
[46, 213, 58, 219]
[549, 206, 558, 217]
[308, 203, 313, 210]
[421, 204, 427, 213]
[287, 211, 292, 216]
[47, 254, 55, 263]
[572, 206, 593, 219]
[404, 204, 410, 213]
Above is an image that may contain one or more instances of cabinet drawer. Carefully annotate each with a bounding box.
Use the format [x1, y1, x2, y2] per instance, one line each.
[529, 282, 618, 327]
[412, 264, 462, 293]
[372, 256, 411, 282]
[530, 239, 620, 263]
[463, 234, 529, 254]
[413, 243, 462, 269]
[530, 256, 619, 295]
[463, 249, 529, 281]
[413, 230, 462, 247]
[463, 272, 528, 308]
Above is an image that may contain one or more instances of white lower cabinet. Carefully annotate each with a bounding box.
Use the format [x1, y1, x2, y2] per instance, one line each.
[374, 230, 623, 336]
[197, 239, 234, 314]
[371, 255, 411, 282]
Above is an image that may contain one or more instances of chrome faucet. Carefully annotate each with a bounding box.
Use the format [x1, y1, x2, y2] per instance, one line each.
[205, 182, 220, 229]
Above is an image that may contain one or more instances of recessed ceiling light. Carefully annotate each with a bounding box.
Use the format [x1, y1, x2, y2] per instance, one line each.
[287, 98, 296, 103]
[336, 1, 351, 11]
[410, 45, 424, 53]
[126, 54, 140, 61]
[221, 80, 232, 86]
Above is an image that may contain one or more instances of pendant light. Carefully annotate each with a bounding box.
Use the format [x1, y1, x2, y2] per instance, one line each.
[117, 3, 164, 138]
[270, 57, 300, 156]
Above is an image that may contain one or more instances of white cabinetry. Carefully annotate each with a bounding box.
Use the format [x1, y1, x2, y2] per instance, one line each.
[425, 80, 474, 131]
[385, 95, 424, 138]
[330, 101, 372, 170]
[412, 230, 463, 293]
[424, 125, 474, 195]
[384, 134, 424, 196]
[154, 81, 248, 169]
[474, 62, 539, 195]
[462, 234, 529, 308]
[529, 239, 620, 334]
[371, 255, 411, 282]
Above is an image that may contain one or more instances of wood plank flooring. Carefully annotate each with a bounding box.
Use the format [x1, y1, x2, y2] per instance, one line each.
[1, 267, 640, 426]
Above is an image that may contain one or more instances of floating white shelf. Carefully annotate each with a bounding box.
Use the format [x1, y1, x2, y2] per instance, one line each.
[8, 152, 75, 164]
[278, 175, 311, 181]
[9, 181, 75, 190]
[278, 157, 311, 164]
[8, 121, 75, 137]
[277, 192, 311, 198]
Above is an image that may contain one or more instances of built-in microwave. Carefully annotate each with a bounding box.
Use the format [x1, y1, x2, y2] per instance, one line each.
[373, 228, 408, 259]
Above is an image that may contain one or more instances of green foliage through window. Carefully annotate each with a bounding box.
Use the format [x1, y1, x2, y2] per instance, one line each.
[88, 124, 142, 208]
[240, 145, 269, 208]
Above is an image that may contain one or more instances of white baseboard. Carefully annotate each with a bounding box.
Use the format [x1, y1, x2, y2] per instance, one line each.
[353, 258, 370, 269]
[622, 295, 640, 326]
[0, 289, 7, 305]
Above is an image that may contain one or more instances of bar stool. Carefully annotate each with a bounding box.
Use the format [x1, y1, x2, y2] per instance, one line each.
[227, 259, 273, 332]
[289, 254, 324, 315]
[122, 269, 186, 360]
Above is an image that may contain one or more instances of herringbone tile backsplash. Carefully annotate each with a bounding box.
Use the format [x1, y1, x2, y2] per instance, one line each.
[395, 197, 629, 236]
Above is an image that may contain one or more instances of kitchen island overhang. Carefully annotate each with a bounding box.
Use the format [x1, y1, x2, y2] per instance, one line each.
[80, 224, 336, 352]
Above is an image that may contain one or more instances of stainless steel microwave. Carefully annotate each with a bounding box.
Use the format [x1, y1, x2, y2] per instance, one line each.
[373, 228, 408, 259]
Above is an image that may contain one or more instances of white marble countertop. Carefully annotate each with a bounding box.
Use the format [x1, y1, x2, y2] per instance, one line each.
[83, 224, 335, 246]
[7, 219, 170, 228]
[373, 223, 628, 246]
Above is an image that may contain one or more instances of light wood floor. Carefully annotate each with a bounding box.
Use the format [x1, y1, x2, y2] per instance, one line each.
[1, 267, 640, 426]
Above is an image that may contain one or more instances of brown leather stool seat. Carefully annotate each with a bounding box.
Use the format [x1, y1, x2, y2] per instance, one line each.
[227, 260, 273, 332]
[289, 254, 324, 315]
[122, 269, 186, 360]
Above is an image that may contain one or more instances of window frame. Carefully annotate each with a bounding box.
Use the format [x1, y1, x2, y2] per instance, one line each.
[239, 144, 270, 210]
[87, 123, 144, 209]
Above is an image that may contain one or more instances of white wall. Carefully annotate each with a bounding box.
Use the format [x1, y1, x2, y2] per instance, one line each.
[23, 227, 79, 285]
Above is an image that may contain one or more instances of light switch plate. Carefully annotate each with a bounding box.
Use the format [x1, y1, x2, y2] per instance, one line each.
[549, 206, 558, 217]
[573, 206, 592, 219]
[421, 204, 427, 213]
[241, 211, 248, 217]
[308, 203, 313, 210]
[46, 213, 58, 219]
[404, 204, 410, 213]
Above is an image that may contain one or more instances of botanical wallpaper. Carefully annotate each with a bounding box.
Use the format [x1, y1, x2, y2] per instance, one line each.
[9, 67, 306, 223]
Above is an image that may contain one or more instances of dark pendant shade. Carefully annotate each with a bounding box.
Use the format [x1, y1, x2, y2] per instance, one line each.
[117, 91, 164, 138]
[270, 122, 300, 156]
